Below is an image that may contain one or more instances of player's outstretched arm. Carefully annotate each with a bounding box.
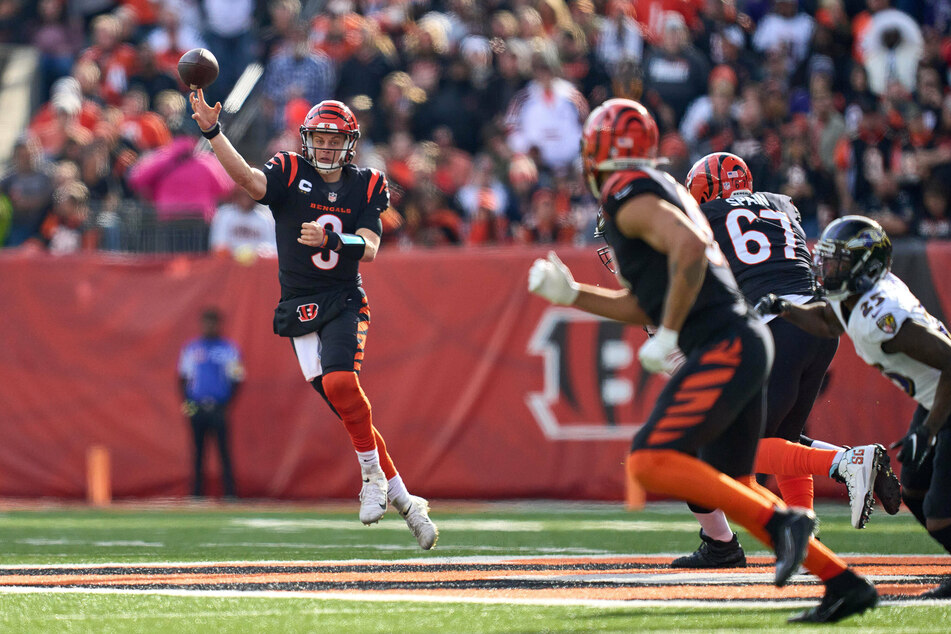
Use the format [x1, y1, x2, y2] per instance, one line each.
[528, 251, 650, 325]
[189, 89, 267, 200]
[882, 320, 951, 440]
[760, 295, 844, 338]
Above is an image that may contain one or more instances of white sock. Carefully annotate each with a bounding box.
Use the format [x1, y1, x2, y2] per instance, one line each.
[810, 439, 844, 451]
[829, 449, 846, 477]
[694, 509, 734, 542]
[387, 474, 411, 510]
[357, 449, 380, 474]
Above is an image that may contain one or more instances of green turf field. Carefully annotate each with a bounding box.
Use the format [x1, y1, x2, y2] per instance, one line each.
[1, 501, 949, 632]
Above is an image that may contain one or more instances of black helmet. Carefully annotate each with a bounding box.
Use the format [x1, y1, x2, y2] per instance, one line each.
[814, 215, 892, 300]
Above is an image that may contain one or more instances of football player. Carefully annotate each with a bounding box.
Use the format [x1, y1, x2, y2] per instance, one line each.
[528, 98, 876, 623]
[189, 90, 437, 549]
[667, 153, 900, 569]
[758, 215, 951, 599]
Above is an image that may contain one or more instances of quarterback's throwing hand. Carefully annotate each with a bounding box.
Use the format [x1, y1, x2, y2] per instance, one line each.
[298, 221, 326, 247]
[528, 251, 579, 305]
[638, 327, 680, 374]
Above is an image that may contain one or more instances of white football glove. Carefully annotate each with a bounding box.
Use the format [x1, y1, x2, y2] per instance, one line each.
[528, 251, 579, 306]
[638, 326, 680, 374]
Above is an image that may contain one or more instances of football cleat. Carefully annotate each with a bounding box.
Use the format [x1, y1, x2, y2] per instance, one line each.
[831, 444, 882, 529]
[872, 447, 902, 515]
[788, 569, 878, 623]
[398, 495, 439, 550]
[767, 507, 815, 588]
[358, 468, 388, 525]
[670, 530, 746, 568]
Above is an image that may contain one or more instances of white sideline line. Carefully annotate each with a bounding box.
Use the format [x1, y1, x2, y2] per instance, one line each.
[0, 552, 942, 570]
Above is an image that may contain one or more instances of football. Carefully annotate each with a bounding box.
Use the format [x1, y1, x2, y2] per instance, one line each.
[178, 48, 219, 90]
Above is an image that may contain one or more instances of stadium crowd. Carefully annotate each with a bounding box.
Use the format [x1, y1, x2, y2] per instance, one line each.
[1, 0, 950, 254]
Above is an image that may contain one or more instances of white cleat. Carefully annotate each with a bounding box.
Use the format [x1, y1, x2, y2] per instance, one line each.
[399, 495, 439, 550]
[359, 469, 388, 525]
[832, 444, 883, 529]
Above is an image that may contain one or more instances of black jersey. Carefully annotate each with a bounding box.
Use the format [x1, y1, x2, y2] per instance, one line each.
[257, 152, 387, 298]
[599, 166, 748, 354]
[700, 192, 814, 303]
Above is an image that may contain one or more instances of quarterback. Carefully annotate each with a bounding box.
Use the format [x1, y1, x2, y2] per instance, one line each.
[189, 90, 437, 549]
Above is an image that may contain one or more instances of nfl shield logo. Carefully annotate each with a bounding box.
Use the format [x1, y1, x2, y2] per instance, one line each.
[328, 192, 338, 202]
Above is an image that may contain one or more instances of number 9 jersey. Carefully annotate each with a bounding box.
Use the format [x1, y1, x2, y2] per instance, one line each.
[699, 191, 815, 303]
[257, 150, 387, 296]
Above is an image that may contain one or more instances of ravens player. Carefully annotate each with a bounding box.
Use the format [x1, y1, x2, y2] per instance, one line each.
[189, 90, 437, 550]
[759, 215, 951, 599]
[528, 98, 876, 623]
[668, 153, 900, 569]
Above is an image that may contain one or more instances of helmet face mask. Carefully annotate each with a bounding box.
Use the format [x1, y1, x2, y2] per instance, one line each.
[814, 216, 892, 300]
[299, 100, 360, 172]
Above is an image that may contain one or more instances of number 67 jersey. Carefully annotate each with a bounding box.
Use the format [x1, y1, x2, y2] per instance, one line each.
[257, 150, 387, 296]
[700, 191, 815, 303]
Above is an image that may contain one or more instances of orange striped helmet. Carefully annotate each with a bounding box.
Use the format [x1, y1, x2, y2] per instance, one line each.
[300, 100, 361, 172]
[581, 98, 659, 197]
[685, 152, 753, 204]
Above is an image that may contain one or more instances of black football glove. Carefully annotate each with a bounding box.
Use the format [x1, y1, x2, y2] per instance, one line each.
[754, 293, 790, 316]
[891, 425, 935, 468]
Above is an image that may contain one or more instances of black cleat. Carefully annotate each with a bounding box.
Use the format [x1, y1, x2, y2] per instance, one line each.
[873, 448, 902, 515]
[789, 570, 878, 623]
[919, 578, 951, 599]
[670, 531, 746, 568]
[767, 506, 815, 587]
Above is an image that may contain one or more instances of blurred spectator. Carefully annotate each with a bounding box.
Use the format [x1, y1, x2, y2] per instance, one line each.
[431, 125, 473, 199]
[208, 189, 277, 259]
[642, 11, 710, 130]
[128, 42, 179, 107]
[808, 82, 847, 174]
[260, 0, 300, 62]
[127, 136, 233, 224]
[504, 49, 589, 174]
[118, 86, 171, 151]
[915, 179, 951, 239]
[557, 23, 611, 106]
[776, 116, 835, 237]
[752, 0, 815, 75]
[201, 0, 255, 106]
[78, 13, 137, 106]
[30, 0, 83, 101]
[33, 180, 98, 254]
[29, 86, 95, 159]
[515, 187, 574, 245]
[594, 0, 644, 76]
[401, 185, 463, 247]
[261, 25, 335, 134]
[680, 65, 739, 152]
[456, 154, 512, 224]
[834, 100, 915, 236]
[146, 1, 205, 73]
[466, 187, 509, 245]
[483, 39, 530, 124]
[335, 20, 397, 105]
[1, 136, 54, 247]
[860, 5, 923, 96]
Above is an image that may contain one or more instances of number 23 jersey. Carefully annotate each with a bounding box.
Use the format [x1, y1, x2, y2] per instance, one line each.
[830, 272, 951, 409]
[257, 151, 387, 297]
[699, 191, 814, 303]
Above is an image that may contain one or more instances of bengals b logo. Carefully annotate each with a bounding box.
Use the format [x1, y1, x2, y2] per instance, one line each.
[297, 303, 319, 322]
